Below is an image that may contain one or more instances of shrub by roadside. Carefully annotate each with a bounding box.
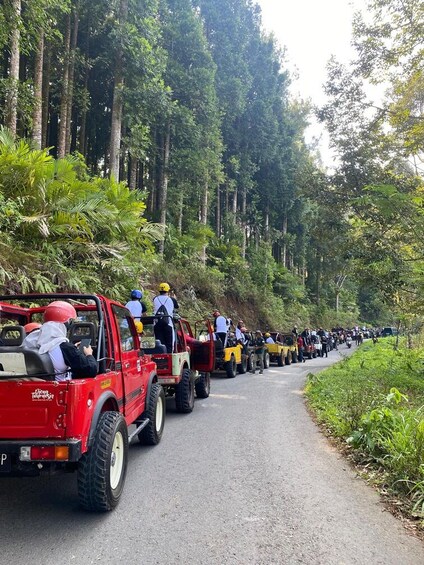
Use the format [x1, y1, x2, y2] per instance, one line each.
[305, 339, 424, 524]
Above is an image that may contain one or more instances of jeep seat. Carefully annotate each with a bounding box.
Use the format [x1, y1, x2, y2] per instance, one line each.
[143, 340, 167, 354]
[68, 322, 97, 345]
[0, 325, 26, 346]
[0, 347, 55, 379]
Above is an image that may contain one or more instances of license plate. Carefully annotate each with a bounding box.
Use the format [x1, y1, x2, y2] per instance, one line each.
[0, 453, 11, 473]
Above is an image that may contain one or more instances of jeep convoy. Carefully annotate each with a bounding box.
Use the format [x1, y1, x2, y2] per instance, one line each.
[0, 292, 310, 513]
[0, 293, 165, 512]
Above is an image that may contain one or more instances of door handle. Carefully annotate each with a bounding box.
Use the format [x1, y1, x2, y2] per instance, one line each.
[124, 362, 130, 369]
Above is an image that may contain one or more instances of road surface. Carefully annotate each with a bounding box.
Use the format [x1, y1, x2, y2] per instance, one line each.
[1, 348, 423, 564]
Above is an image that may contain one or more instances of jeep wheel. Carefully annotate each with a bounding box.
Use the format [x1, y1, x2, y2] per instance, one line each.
[175, 367, 195, 413]
[237, 355, 248, 374]
[78, 411, 128, 512]
[225, 355, 237, 378]
[195, 372, 211, 398]
[138, 383, 165, 444]
[285, 352, 292, 366]
[277, 352, 284, 367]
[313, 350, 317, 358]
[248, 352, 255, 372]
[263, 352, 270, 369]
[292, 350, 298, 363]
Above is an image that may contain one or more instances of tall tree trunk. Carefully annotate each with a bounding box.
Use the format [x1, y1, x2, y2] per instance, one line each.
[129, 156, 138, 189]
[5, 0, 21, 137]
[109, 0, 128, 180]
[200, 177, 209, 264]
[216, 184, 221, 237]
[57, 13, 71, 158]
[31, 30, 44, 149]
[241, 185, 247, 259]
[41, 47, 51, 148]
[282, 210, 288, 267]
[65, 4, 80, 155]
[158, 122, 171, 255]
[177, 192, 184, 235]
[264, 207, 270, 241]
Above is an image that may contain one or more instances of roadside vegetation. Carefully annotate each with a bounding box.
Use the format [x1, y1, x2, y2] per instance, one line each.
[306, 338, 424, 525]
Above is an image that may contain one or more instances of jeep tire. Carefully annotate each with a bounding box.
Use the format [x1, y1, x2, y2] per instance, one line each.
[226, 355, 237, 378]
[139, 383, 165, 444]
[263, 351, 270, 369]
[237, 355, 248, 374]
[285, 352, 292, 366]
[175, 367, 195, 413]
[78, 411, 128, 512]
[277, 352, 284, 367]
[195, 372, 211, 398]
[292, 350, 298, 363]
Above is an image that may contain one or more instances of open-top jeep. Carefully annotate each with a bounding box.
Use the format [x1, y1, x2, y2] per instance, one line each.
[0, 293, 165, 512]
[266, 332, 292, 366]
[138, 315, 215, 413]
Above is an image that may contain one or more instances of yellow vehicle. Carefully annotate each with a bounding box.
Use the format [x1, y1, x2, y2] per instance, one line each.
[215, 339, 244, 378]
[267, 332, 298, 366]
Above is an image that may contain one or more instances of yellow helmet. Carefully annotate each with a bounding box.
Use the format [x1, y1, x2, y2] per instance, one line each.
[159, 282, 170, 292]
[134, 321, 144, 334]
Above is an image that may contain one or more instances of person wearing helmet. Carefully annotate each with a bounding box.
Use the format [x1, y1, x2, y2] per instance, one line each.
[22, 322, 42, 348]
[125, 289, 147, 320]
[29, 301, 97, 382]
[264, 332, 275, 344]
[153, 283, 175, 353]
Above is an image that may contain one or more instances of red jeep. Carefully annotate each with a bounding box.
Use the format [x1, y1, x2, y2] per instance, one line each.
[139, 316, 215, 413]
[0, 293, 165, 512]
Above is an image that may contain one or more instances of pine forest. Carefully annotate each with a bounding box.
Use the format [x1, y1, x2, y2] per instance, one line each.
[0, 0, 423, 331]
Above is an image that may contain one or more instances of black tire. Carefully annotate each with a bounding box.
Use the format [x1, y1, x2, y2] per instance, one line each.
[248, 352, 255, 371]
[138, 383, 166, 444]
[292, 350, 298, 363]
[175, 367, 195, 413]
[195, 372, 211, 398]
[237, 355, 248, 374]
[225, 355, 237, 378]
[277, 352, 284, 367]
[263, 352, 270, 369]
[312, 350, 317, 358]
[285, 352, 292, 366]
[308, 351, 312, 359]
[78, 411, 128, 512]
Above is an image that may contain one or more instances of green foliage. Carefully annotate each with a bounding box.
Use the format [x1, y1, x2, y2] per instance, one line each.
[0, 131, 161, 295]
[306, 340, 424, 517]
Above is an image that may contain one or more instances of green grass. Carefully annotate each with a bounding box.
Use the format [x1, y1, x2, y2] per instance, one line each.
[305, 338, 424, 520]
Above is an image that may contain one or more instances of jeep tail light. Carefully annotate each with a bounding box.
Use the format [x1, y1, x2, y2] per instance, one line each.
[20, 446, 69, 461]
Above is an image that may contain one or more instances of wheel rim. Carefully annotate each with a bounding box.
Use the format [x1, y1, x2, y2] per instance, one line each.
[110, 431, 124, 490]
[155, 394, 164, 431]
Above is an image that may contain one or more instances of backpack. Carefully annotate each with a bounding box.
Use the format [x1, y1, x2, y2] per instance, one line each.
[154, 299, 170, 326]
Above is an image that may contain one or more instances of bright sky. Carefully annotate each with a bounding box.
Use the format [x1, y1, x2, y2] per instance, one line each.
[257, 0, 367, 166]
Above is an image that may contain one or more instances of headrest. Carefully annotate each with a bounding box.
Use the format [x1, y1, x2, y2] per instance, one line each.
[0, 325, 26, 346]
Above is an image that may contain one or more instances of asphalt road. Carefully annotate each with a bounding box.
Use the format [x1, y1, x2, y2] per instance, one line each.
[1, 347, 424, 565]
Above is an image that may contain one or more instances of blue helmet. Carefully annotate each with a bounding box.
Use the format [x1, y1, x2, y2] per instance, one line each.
[131, 289, 143, 300]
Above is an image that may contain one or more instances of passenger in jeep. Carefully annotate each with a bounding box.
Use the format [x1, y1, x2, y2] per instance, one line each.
[29, 301, 97, 381]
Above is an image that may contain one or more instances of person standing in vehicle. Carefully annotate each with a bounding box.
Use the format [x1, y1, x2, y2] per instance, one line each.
[125, 289, 147, 320]
[34, 301, 97, 381]
[153, 283, 175, 353]
[250, 330, 265, 374]
[264, 332, 275, 344]
[213, 310, 228, 347]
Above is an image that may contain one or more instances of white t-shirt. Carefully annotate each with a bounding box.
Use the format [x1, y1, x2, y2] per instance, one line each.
[125, 300, 143, 319]
[215, 315, 228, 333]
[153, 295, 174, 327]
[265, 337, 275, 344]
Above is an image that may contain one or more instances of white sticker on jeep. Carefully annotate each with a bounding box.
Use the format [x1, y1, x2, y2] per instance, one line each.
[32, 389, 54, 401]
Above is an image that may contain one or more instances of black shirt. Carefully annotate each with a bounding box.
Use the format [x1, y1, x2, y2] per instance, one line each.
[60, 342, 98, 379]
